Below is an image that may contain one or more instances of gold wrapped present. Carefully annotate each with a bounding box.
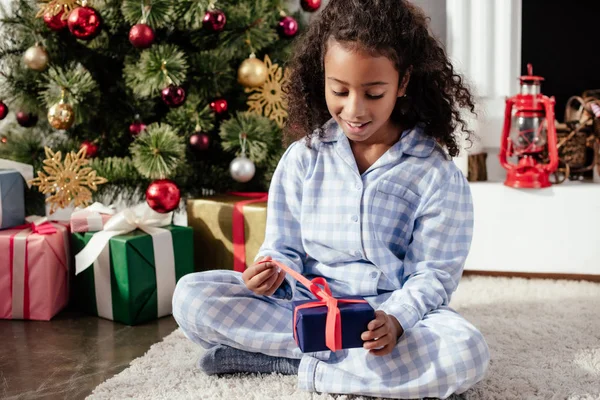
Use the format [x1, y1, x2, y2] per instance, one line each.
[187, 194, 268, 272]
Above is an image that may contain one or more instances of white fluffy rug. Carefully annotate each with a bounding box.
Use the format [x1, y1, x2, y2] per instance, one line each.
[87, 276, 600, 400]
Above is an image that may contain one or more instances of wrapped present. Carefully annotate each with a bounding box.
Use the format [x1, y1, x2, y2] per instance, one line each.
[0, 169, 26, 229]
[261, 260, 375, 353]
[187, 192, 267, 272]
[0, 217, 71, 320]
[70, 202, 116, 233]
[73, 204, 194, 325]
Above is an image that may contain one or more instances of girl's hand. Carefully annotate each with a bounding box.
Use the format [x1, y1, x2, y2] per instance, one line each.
[242, 256, 287, 296]
[361, 310, 404, 356]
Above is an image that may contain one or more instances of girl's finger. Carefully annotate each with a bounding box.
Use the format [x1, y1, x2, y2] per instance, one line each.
[367, 312, 387, 331]
[363, 334, 390, 351]
[243, 260, 273, 283]
[256, 268, 281, 292]
[265, 270, 287, 296]
[361, 324, 389, 341]
[248, 266, 277, 289]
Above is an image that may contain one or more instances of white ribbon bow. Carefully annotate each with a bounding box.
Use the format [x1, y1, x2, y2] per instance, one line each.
[75, 203, 172, 275]
[74, 203, 176, 320]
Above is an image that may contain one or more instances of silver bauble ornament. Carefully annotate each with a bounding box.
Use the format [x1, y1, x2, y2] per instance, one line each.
[230, 156, 255, 183]
[23, 45, 49, 71]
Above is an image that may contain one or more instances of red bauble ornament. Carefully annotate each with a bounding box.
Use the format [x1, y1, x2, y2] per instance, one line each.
[278, 16, 298, 37]
[80, 140, 98, 158]
[146, 179, 181, 213]
[129, 23, 154, 49]
[209, 98, 228, 114]
[68, 6, 101, 40]
[301, 0, 321, 12]
[0, 136, 7, 144]
[0, 101, 8, 120]
[202, 9, 226, 32]
[161, 84, 186, 108]
[44, 9, 68, 31]
[16, 111, 38, 128]
[189, 132, 210, 151]
[129, 120, 147, 136]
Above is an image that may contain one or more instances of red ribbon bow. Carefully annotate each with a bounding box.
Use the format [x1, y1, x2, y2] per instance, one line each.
[14, 221, 58, 235]
[229, 192, 268, 272]
[258, 259, 368, 352]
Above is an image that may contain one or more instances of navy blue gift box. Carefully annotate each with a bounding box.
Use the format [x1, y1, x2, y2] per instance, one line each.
[292, 295, 375, 353]
[0, 170, 26, 230]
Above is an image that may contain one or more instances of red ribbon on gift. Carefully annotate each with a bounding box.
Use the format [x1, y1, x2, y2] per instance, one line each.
[258, 259, 368, 352]
[229, 192, 268, 273]
[9, 220, 60, 319]
[13, 221, 58, 235]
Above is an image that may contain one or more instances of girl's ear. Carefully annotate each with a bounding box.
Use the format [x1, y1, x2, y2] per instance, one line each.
[397, 66, 413, 97]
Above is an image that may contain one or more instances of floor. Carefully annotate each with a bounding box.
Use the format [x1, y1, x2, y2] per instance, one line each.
[0, 308, 178, 400]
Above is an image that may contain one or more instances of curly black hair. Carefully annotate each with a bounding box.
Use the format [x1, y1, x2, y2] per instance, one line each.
[283, 0, 475, 157]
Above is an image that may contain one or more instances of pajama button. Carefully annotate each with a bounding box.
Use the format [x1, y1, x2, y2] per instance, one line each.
[354, 250, 361, 257]
[370, 271, 378, 279]
[351, 215, 358, 222]
[355, 183, 362, 190]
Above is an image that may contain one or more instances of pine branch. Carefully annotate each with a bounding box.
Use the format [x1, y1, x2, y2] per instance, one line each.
[219, 111, 280, 166]
[130, 122, 185, 179]
[121, 0, 172, 28]
[172, 0, 210, 30]
[124, 44, 188, 98]
[218, 1, 279, 59]
[0, 127, 45, 169]
[165, 93, 215, 138]
[89, 156, 144, 182]
[188, 50, 236, 99]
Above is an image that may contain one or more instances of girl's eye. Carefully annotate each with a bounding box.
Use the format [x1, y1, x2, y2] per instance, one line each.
[331, 90, 384, 100]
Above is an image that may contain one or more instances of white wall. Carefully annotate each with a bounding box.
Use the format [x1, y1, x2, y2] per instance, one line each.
[447, 0, 522, 182]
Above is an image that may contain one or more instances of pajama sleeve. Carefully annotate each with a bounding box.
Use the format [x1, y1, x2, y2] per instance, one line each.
[254, 141, 306, 300]
[377, 170, 474, 331]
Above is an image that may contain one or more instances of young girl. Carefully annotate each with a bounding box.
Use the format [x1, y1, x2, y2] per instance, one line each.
[173, 0, 490, 398]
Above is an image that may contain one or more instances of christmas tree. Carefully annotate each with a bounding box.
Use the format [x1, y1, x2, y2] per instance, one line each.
[0, 0, 319, 214]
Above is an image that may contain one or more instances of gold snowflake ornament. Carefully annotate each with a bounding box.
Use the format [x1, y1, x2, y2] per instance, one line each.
[245, 55, 290, 128]
[29, 147, 108, 213]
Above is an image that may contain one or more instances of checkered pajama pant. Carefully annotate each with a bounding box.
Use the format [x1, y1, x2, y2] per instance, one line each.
[172, 270, 489, 399]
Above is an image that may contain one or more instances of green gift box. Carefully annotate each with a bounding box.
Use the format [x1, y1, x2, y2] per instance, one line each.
[72, 225, 194, 325]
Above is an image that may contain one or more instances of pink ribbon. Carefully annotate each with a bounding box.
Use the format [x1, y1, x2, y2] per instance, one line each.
[258, 260, 367, 352]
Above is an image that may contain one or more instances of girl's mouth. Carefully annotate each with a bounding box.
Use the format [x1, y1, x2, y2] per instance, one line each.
[343, 120, 371, 133]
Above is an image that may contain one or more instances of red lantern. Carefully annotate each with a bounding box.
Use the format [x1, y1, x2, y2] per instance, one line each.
[499, 64, 559, 188]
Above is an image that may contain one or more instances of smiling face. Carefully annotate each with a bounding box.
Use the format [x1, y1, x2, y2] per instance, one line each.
[324, 39, 410, 146]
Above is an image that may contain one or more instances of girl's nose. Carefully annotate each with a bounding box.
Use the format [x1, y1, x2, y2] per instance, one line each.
[344, 92, 366, 119]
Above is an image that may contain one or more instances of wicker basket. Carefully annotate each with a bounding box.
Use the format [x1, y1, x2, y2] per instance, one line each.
[554, 123, 588, 169]
[552, 96, 596, 170]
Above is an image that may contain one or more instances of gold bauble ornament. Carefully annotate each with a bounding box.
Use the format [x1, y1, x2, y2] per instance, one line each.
[48, 99, 75, 130]
[237, 54, 268, 88]
[23, 44, 49, 71]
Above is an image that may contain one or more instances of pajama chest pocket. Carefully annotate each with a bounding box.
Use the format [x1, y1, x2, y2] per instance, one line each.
[376, 179, 420, 208]
[370, 179, 420, 249]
